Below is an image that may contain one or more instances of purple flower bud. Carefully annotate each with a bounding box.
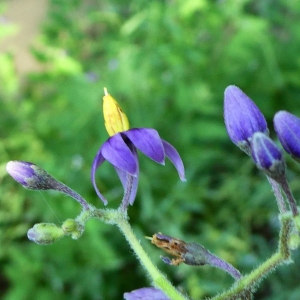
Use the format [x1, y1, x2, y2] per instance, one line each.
[274, 111, 300, 162]
[6, 161, 90, 210]
[250, 132, 285, 179]
[224, 85, 268, 154]
[6, 161, 52, 190]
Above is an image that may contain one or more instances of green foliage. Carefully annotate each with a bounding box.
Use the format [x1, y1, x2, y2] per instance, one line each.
[2, 0, 300, 299]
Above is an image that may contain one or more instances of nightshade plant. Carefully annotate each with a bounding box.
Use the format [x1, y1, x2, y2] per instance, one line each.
[6, 86, 300, 299]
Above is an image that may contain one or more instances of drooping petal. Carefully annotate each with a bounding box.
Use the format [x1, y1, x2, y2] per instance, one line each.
[115, 154, 139, 208]
[115, 167, 139, 207]
[124, 287, 170, 300]
[101, 133, 138, 175]
[123, 128, 165, 164]
[91, 149, 109, 205]
[116, 145, 139, 206]
[162, 140, 186, 181]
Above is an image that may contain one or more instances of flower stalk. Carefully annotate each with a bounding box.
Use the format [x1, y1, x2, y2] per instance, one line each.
[267, 176, 287, 215]
[115, 215, 188, 300]
[210, 214, 293, 300]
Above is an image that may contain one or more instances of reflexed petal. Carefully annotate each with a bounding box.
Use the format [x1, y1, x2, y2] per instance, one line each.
[123, 128, 165, 164]
[274, 111, 300, 160]
[224, 85, 268, 154]
[91, 149, 109, 205]
[101, 134, 138, 175]
[124, 287, 170, 300]
[162, 140, 186, 181]
[115, 146, 139, 206]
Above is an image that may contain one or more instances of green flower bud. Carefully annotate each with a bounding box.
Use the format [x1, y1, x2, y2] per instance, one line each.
[27, 223, 65, 245]
[289, 233, 300, 250]
[61, 219, 79, 233]
[61, 219, 83, 240]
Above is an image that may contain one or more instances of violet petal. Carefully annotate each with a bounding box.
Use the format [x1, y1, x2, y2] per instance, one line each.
[123, 128, 165, 164]
[115, 144, 139, 206]
[162, 140, 186, 181]
[101, 134, 138, 175]
[91, 150, 109, 205]
[115, 163, 139, 206]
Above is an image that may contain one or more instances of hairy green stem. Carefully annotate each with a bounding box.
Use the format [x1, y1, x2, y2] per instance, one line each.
[91, 208, 188, 299]
[210, 215, 293, 300]
[116, 214, 188, 300]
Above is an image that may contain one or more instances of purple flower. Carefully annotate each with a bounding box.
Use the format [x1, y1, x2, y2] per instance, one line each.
[250, 132, 285, 179]
[274, 110, 300, 161]
[124, 287, 170, 300]
[91, 128, 186, 206]
[224, 85, 268, 154]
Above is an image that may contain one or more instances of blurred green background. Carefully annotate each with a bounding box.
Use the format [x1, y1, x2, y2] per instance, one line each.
[2, 0, 300, 299]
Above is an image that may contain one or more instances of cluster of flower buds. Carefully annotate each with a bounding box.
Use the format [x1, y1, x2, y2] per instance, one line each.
[224, 85, 300, 216]
[224, 85, 300, 176]
[26, 218, 84, 245]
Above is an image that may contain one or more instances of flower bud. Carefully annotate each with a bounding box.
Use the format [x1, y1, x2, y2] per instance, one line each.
[6, 160, 91, 210]
[61, 219, 78, 233]
[224, 85, 268, 155]
[6, 161, 55, 190]
[61, 218, 83, 240]
[27, 223, 65, 245]
[103, 88, 130, 136]
[288, 233, 300, 250]
[250, 132, 285, 179]
[274, 111, 300, 162]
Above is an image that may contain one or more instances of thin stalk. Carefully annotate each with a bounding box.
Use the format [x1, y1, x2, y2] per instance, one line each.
[278, 178, 299, 217]
[51, 181, 91, 210]
[116, 214, 188, 300]
[206, 253, 242, 280]
[267, 176, 287, 214]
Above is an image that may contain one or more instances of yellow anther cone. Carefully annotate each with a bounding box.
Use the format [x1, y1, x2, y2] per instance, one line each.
[103, 88, 130, 136]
